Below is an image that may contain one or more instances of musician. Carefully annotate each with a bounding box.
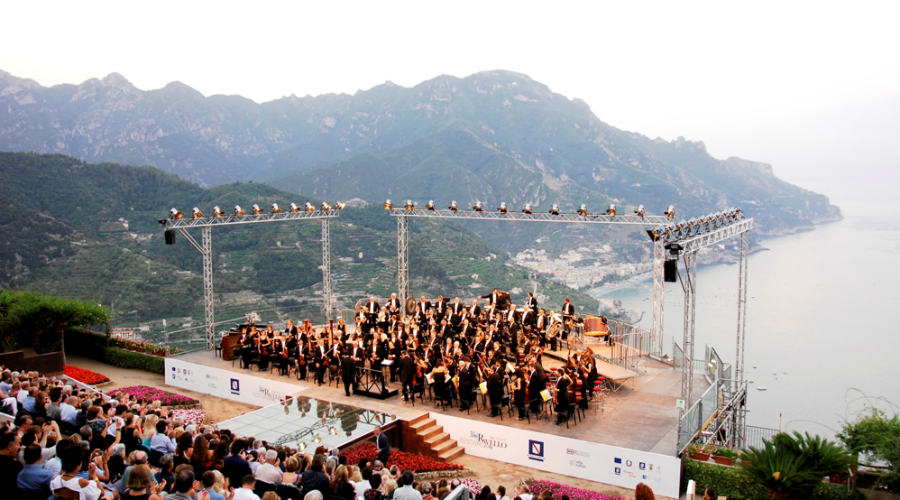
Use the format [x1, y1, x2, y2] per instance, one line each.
[240, 328, 255, 369]
[430, 361, 451, 406]
[528, 361, 547, 416]
[258, 328, 272, 371]
[284, 319, 297, 335]
[433, 295, 447, 321]
[335, 317, 348, 341]
[450, 297, 464, 316]
[487, 361, 504, 417]
[480, 287, 511, 311]
[512, 368, 527, 420]
[340, 351, 355, 397]
[313, 339, 328, 385]
[350, 341, 366, 371]
[398, 350, 415, 402]
[562, 297, 575, 322]
[555, 368, 572, 425]
[535, 309, 548, 347]
[458, 357, 478, 411]
[526, 291, 538, 312]
[469, 299, 481, 320]
[386, 293, 402, 316]
[365, 297, 380, 324]
[296, 339, 309, 381]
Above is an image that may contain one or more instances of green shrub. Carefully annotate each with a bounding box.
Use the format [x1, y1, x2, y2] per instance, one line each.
[683, 459, 862, 500]
[64, 329, 164, 374]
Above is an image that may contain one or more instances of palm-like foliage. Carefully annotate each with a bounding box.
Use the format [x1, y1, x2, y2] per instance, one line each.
[740, 432, 856, 499]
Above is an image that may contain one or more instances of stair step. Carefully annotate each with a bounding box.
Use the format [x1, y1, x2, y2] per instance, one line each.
[418, 424, 443, 438]
[424, 432, 449, 445]
[409, 418, 436, 432]
[438, 446, 465, 461]
[408, 413, 431, 425]
[432, 439, 455, 452]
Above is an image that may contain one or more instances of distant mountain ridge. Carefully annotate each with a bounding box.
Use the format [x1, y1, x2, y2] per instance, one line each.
[0, 68, 840, 241]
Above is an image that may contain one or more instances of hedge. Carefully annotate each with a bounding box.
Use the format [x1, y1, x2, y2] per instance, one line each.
[682, 459, 863, 500]
[64, 329, 164, 374]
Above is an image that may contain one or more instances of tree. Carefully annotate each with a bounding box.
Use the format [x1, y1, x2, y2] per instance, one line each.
[839, 409, 900, 491]
[0, 290, 107, 353]
[740, 431, 856, 499]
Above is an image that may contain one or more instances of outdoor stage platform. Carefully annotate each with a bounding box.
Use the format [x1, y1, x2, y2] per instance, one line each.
[172, 347, 709, 455]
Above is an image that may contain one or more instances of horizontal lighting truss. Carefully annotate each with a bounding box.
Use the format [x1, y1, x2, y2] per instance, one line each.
[387, 208, 670, 225]
[163, 210, 338, 229]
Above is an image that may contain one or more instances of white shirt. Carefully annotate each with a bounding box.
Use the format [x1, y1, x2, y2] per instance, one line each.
[59, 402, 78, 424]
[254, 462, 282, 485]
[232, 487, 261, 500]
[49, 475, 102, 500]
[354, 479, 371, 500]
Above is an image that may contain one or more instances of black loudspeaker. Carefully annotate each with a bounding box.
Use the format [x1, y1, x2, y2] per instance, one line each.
[164, 229, 176, 245]
[664, 259, 678, 282]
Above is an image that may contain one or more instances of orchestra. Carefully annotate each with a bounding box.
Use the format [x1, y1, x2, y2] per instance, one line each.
[226, 289, 604, 424]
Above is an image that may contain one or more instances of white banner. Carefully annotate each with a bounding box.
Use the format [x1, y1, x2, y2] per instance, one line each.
[165, 357, 303, 407]
[430, 413, 680, 499]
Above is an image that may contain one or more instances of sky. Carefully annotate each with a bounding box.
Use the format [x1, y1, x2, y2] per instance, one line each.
[2, 0, 898, 212]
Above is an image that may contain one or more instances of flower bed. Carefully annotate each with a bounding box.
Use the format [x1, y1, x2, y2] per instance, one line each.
[169, 408, 206, 425]
[340, 442, 464, 472]
[109, 337, 178, 356]
[113, 385, 198, 406]
[64, 365, 110, 385]
[529, 480, 626, 500]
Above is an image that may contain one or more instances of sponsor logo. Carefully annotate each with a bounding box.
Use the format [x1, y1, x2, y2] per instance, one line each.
[257, 386, 285, 402]
[467, 431, 508, 450]
[569, 459, 586, 469]
[566, 448, 589, 458]
[230, 378, 240, 395]
[614, 466, 621, 475]
[626, 459, 633, 467]
[528, 440, 544, 462]
[614, 457, 622, 464]
[639, 462, 646, 470]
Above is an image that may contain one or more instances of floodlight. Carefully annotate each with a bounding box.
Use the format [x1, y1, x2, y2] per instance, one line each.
[405, 200, 414, 211]
[522, 203, 532, 214]
[169, 208, 183, 220]
[473, 201, 483, 212]
[448, 201, 458, 211]
[305, 202, 315, 213]
[578, 204, 587, 217]
[290, 202, 300, 213]
[271, 203, 282, 214]
[634, 205, 645, 218]
[606, 204, 616, 216]
[213, 206, 224, 217]
[336, 201, 347, 210]
[322, 202, 332, 211]
[191, 207, 203, 219]
[426, 200, 435, 210]
[498, 202, 507, 213]
[251, 204, 263, 215]
[384, 199, 392, 210]
[549, 204, 560, 215]
[234, 205, 245, 217]
[665, 205, 676, 219]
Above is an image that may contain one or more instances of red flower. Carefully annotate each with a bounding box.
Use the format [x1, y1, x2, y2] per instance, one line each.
[339, 442, 463, 472]
[64, 365, 110, 385]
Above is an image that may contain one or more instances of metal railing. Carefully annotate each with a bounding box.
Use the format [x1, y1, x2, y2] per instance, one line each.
[677, 378, 724, 454]
[744, 424, 781, 449]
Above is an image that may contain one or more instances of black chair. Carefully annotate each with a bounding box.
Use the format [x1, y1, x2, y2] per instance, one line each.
[277, 484, 304, 500]
[254, 481, 277, 498]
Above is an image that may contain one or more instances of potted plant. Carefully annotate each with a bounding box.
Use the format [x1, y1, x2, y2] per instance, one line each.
[712, 446, 738, 466]
[688, 443, 712, 461]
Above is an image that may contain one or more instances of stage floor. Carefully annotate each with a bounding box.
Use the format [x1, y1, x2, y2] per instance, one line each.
[176, 349, 708, 455]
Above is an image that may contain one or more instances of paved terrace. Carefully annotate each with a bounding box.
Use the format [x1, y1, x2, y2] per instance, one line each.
[176, 346, 709, 456]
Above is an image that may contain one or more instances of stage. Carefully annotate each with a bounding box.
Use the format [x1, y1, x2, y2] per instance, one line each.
[171, 346, 708, 455]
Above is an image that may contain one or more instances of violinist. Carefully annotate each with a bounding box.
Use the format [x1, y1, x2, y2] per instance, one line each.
[457, 357, 477, 411]
[258, 327, 272, 371]
[512, 367, 527, 420]
[398, 350, 415, 402]
[430, 361, 451, 407]
[555, 368, 572, 425]
[335, 317, 348, 342]
[295, 335, 308, 381]
[386, 293, 401, 316]
[313, 338, 328, 385]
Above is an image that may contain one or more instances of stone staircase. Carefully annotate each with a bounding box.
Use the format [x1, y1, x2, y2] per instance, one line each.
[407, 413, 464, 461]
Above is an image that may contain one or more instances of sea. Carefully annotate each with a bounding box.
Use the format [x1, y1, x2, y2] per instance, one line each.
[595, 199, 900, 437]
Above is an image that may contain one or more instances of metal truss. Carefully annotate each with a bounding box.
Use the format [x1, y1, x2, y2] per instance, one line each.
[389, 207, 670, 225]
[161, 210, 339, 349]
[396, 216, 409, 307]
[651, 238, 665, 357]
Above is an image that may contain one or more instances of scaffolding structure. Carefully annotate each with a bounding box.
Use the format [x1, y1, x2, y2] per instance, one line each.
[160, 209, 339, 349]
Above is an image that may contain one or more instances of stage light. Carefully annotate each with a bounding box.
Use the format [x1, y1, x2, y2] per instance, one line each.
[314, 434, 322, 444]
[169, 208, 183, 220]
[305, 202, 315, 213]
[251, 204, 263, 215]
[405, 200, 414, 211]
[271, 203, 282, 214]
[213, 206, 224, 217]
[522, 203, 533, 214]
[336, 201, 347, 210]
[449, 200, 458, 211]
[290, 202, 300, 213]
[606, 204, 617, 216]
[473, 201, 483, 212]
[298, 441, 307, 451]
[426, 200, 435, 210]
[578, 204, 588, 217]
[322, 202, 332, 211]
[383, 199, 392, 210]
[665, 205, 676, 219]
[549, 204, 560, 215]
[498, 202, 507, 213]
[329, 426, 337, 435]
[233, 205, 245, 217]
[635, 205, 645, 218]
[191, 207, 203, 219]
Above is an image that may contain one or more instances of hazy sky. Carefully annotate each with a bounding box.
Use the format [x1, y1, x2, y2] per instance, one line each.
[2, 0, 898, 209]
